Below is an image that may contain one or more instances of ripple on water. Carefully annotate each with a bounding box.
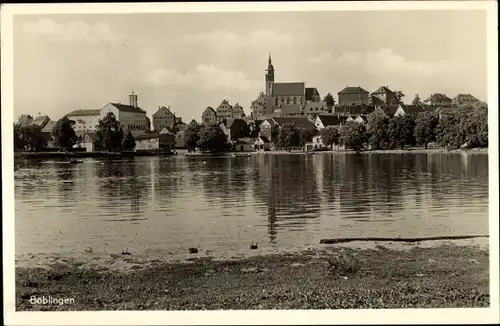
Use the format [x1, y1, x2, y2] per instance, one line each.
[14, 153, 490, 257]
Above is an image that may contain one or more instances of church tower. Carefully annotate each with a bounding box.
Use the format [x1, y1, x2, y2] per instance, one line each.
[265, 53, 274, 96]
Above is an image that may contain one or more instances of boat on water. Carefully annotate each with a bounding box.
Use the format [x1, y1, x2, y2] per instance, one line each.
[68, 158, 84, 164]
[233, 153, 251, 158]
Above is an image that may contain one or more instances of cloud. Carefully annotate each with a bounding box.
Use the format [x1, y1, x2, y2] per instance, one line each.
[309, 49, 449, 76]
[23, 19, 117, 43]
[144, 65, 260, 91]
[178, 29, 293, 51]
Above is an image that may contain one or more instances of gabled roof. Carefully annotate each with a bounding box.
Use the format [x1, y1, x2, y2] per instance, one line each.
[153, 106, 175, 117]
[280, 104, 302, 115]
[83, 132, 99, 142]
[32, 115, 50, 126]
[272, 82, 305, 96]
[371, 86, 394, 95]
[305, 101, 328, 112]
[108, 103, 146, 114]
[203, 107, 217, 115]
[131, 131, 162, 140]
[317, 115, 342, 127]
[399, 104, 426, 114]
[159, 127, 179, 135]
[424, 93, 452, 103]
[272, 116, 316, 130]
[453, 93, 479, 102]
[235, 137, 256, 145]
[355, 115, 368, 123]
[258, 136, 270, 143]
[66, 109, 101, 117]
[218, 99, 231, 107]
[41, 120, 57, 133]
[370, 96, 386, 106]
[305, 87, 320, 101]
[338, 86, 369, 94]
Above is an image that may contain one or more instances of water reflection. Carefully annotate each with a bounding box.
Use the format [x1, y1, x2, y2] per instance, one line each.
[14, 153, 490, 256]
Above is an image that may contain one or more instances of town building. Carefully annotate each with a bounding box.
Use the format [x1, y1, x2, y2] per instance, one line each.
[66, 109, 101, 137]
[424, 93, 453, 108]
[232, 103, 245, 119]
[131, 131, 176, 151]
[216, 99, 233, 121]
[82, 133, 100, 152]
[251, 54, 322, 118]
[233, 138, 256, 152]
[452, 94, 480, 108]
[31, 115, 51, 129]
[254, 136, 271, 151]
[100, 92, 148, 132]
[250, 92, 273, 119]
[17, 114, 34, 127]
[304, 101, 330, 116]
[337, 86, 370, 106]
[315, 115, 344, 130]
[274, 104, 303, 117]
[152, 106, 176, 131]
[394, 104, 427, 117]
[370, 86, 399, 106]
[201, 106, 218, 125]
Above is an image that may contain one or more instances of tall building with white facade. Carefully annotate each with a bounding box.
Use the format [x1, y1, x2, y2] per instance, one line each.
[100, 92, 149, 132]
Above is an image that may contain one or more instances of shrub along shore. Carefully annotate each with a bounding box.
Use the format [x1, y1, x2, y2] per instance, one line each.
[16, 244, 488, 310]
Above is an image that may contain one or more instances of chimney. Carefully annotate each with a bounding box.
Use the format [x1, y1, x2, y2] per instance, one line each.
[129, 91, 138, 108]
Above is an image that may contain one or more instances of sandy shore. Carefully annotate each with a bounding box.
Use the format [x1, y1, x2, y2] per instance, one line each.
[16, 242, 489, 310]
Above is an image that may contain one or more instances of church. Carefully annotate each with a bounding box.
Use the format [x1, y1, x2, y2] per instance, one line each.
[251, 54, 322, 119]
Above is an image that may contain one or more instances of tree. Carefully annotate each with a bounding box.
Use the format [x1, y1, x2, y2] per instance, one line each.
[52, 117, 78, 150]
[185, 122, 201, 151]
[197, 124, 229, 152]
[366, 111, 390, 150]
[16, 125, 47, 151]
[394, 90, 405, 104]
[299, 128, 317, 146]
[414, 112, 439, 149]
[323, 93, 335, 107]
[412, 94, 422, 106]
[14, 123, 25, 151]
[388, 115, 416, 149]
[270, 124, 280, 142]
[230, 119, 251, 139]
[466, 106, 488, 147]
[249, 122, 260, 138]
[320, 126, 340, 149]
[339, 121, 367, 151]
[276, 123, 301, 149]
[95, 112, 124, 152]
[122, 131, 136, 150]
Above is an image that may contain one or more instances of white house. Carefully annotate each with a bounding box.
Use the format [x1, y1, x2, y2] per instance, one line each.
[254, 136, 271, 151]
[66, 109, 101, 136]
[234, 138, 256, 152]
[100, 92, 148, 132]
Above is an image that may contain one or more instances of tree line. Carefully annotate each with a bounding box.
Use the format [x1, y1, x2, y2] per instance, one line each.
[14, 112, 138, 152]
[320, 106, 488, 151]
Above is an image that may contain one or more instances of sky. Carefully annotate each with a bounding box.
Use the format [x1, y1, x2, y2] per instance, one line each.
[13, 10, 487, 123]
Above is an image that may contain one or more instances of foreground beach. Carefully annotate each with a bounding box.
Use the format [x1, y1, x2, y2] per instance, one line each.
[16, 243, 489, 310]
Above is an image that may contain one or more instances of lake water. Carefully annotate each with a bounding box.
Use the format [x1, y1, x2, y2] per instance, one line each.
[14, 153, 489, 259]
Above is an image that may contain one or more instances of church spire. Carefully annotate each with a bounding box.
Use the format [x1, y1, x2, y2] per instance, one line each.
[268, 53, 272, 65]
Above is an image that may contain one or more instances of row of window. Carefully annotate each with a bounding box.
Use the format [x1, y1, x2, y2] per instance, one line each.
[274, 96, 304, 106]
[127, 124, 145, 130]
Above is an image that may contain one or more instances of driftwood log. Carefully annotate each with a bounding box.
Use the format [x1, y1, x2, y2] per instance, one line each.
[319, 235, 489, 244]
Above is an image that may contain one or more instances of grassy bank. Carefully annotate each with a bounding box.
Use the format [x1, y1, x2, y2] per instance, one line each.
[16, 245, 489, 310]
